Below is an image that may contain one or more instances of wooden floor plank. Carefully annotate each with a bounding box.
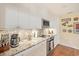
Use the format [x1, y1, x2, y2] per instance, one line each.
[48, 44, 79, 56]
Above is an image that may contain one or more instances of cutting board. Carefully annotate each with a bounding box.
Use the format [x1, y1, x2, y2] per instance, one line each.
[0, 43, 10, 53]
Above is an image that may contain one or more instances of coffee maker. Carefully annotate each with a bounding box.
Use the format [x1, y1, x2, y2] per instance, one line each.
[10, 34, 20, 48]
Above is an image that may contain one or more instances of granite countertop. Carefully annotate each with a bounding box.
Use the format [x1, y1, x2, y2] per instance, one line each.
[0, 37, 50, 56]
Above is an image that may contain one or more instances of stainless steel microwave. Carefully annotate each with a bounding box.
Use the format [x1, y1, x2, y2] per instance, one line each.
[42, 19, 50, 28]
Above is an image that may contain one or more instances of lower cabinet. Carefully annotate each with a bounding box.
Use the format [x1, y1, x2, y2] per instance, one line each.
[15, 40, 47, 56]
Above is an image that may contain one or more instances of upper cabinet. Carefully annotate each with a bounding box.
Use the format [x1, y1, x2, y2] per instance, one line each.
[0, 7, 42, 30]
[0, 7, 18, 30]
[28, 15, 41, 29]
[18, 11, 42, 29]
[18, 11, 30, 29]
[0, 7, 5, 29]
[5, 8, 18, 29]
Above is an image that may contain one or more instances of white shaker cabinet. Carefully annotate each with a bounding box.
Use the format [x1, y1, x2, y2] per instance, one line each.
[18, 11, 42, 29]
[5, 8, 18, 29]
[15, 40, 47, 56]
[0, 7, 5, 29]
[0, 7, 42, 29]
[18, 12, 31, 29]
[28, 15, 42, 29]
[0, 7, 18, 29]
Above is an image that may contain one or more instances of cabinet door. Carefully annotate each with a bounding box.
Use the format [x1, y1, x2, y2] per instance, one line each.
[5, 8, 42, 29]
[29, 15, 41, 29]
[29, 40, 47, 56]
[18, 12, 30, 29]
[0, 7, 5, 29]
[5, 8, 18, 29]
[18, 11, 41, 29]
[15, 40, 47, 56]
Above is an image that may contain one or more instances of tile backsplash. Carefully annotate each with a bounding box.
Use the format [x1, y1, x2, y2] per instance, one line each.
[0, 28, 55, 42]
[18, 29, 32, 41]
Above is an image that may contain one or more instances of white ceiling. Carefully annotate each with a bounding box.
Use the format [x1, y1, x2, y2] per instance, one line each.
[0, 3, 79, 16]
[16, 3, 79, 16]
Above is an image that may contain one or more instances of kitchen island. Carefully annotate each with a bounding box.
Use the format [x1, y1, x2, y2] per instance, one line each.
[0, 37, 51, 56]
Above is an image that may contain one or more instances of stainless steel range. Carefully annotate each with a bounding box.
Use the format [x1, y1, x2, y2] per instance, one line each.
[47, 36, 54, 54]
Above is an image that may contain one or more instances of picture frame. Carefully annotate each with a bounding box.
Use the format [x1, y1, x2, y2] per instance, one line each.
[68, 29, 72, 33]
[68, 24, 73, 27]
[73, 22, 79, 34]
[61, 19, 64, 22]
[74, 17, 79, 21]
[65, 18, 71, 21]
[62, 29, 66, 32]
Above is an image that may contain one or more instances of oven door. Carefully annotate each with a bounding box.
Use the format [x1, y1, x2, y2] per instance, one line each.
[47, 38, 54, 54]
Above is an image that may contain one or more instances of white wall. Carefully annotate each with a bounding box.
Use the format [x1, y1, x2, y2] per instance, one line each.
[50, 17, 60, 47]
[59, 13, 79, 49]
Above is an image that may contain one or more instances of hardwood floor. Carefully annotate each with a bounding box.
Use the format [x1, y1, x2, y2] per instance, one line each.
[48, 44, 79, 56]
